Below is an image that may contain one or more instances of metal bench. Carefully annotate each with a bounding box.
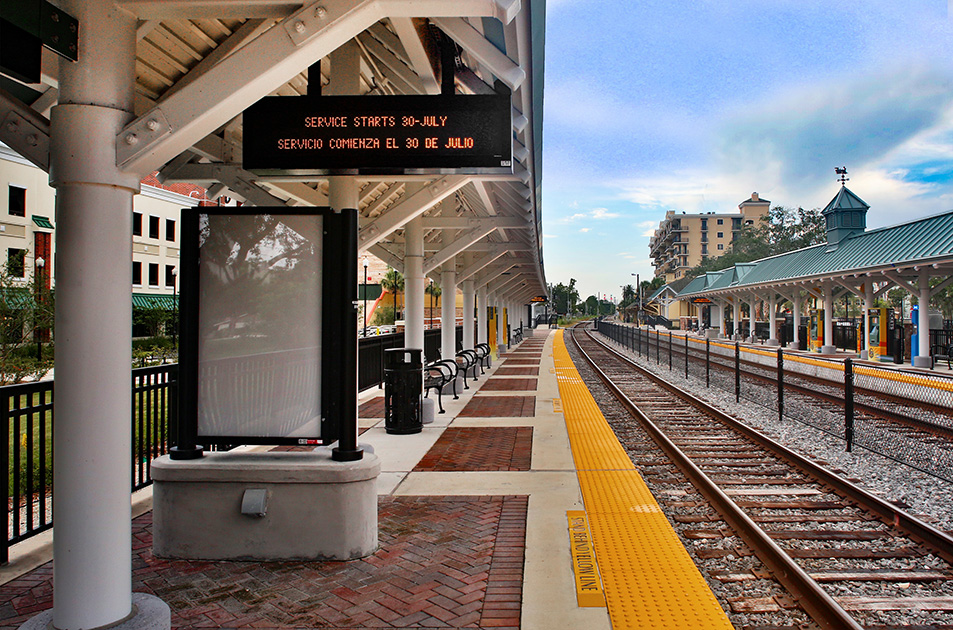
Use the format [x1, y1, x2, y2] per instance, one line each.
[455, 349, 478, 389]
[474, 342, 491, 371]
[932, 343, 953, 369]
[424, 359, 458, 413]
[512, 327, 523, 344]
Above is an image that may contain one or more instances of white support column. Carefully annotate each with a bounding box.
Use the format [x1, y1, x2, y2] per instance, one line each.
[791, 293, 801, 350]
[747, 297, 758, 343]
[478, 284, 488, 345]
[861, 282, 873, 360]
[822, 283, 836, 354]
[38, 2, 170, 630]
[714, 301, 725, 338]
[403, 211, 425, 353]
[767, 295, 779, 346]
[441, 260, 456, 361]
[915, 271, 932, 367]
[733, 300, 742, 340]
[462, 279, 475, 350]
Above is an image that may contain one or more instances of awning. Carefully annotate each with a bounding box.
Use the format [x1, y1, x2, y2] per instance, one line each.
[132, 293, 177, 310]
[32, 215, 53, 229]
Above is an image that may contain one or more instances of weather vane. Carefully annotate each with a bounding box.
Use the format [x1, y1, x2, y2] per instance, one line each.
[835, 166, 849, 185]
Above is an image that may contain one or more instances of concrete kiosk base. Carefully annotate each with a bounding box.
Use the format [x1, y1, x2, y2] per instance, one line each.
[21, 593, 170, 630]
[913, 356, 933, 368]
[821, 345, 837, 354]
[706, 329, 720, 339]
[152, 451, 380, 561]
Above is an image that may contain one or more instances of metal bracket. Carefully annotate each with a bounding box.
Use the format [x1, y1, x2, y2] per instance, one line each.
[0, 110, 50, 171]
[283, 1, 348, 47]
[116, 108, 172, 168]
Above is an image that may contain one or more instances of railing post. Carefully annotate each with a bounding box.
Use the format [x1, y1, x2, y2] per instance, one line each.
[845, 358, 854, 452]
[668, 332, 673, 369]
[777, 347, 784, 423]
[0, 388, 8, 564]
[656, 330, 660, 365]
[684, 333, 689, 379]
[705, 338, 710, 388]
[735, 341, 741, 403]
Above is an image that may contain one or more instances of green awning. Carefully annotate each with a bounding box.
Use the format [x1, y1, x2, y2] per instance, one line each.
[132, 293, 177, 310]
[32, 215, 53, 229]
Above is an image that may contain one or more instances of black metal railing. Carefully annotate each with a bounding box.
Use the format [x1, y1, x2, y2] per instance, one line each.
[358, 326, 463, 392]
[595, 320, 953, 482]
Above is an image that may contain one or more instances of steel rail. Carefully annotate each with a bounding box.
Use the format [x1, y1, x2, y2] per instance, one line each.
[583, 326, 953, 563]
[570, 325, 863, 630]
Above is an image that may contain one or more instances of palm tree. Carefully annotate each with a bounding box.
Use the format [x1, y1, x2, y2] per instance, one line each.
[379, 267, 404, 324]
[425, 279, 441, 328]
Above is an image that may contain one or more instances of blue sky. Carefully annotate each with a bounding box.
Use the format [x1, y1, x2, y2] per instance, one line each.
[540, 0, 953, 301]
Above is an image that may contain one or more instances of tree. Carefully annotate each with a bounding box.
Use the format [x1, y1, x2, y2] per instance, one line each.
[685, 205, 826, 279]
[0, 262, 54, 384]
[425, 280, 441, 327]
[134, 304, 171, 338]
[550, 279, 579, 315]
[584, 295, 598, 316]
[379, 267, 404, 324]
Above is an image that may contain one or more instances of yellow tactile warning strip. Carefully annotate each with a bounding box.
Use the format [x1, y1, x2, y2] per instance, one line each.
[567, 510, 606, 607]
[553, 330, 734, 629]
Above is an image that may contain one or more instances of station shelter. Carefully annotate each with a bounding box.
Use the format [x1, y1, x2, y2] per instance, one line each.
[676, 182, 953, 365]
[0, 1, 547, 628]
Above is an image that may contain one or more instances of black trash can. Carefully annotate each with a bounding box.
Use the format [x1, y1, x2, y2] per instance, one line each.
[384, 348, 423, 435]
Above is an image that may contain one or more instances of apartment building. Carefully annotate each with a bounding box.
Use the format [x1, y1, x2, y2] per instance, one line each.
[0, 143, 202, 312]
[648, 192, 770, 282]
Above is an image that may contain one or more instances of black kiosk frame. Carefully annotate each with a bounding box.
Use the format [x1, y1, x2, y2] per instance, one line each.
[172, 206, 362, 461]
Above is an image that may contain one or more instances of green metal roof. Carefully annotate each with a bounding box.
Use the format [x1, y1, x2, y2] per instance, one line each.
[132, 293, 177, 310]
[31, 215, 53, 229]
[677, 208, 953, 297]
[821, 186, 869, 215]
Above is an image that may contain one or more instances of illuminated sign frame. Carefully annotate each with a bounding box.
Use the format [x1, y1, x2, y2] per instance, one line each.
[243, 94, 513, 175]
[176, 206, 356, 449]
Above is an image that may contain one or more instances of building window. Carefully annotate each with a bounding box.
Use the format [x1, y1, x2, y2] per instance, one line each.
[133, 261, 142, 286]
[8, 186, 25, 217]
[717, 232, 723, 238]
[148, 263, 159, 287]
[166, 218, 175, 242]
[717, 218, 723, 225]
[7, 249, 25, 277]
[165, 265, 176, 288]
[149, 215, 160, 239]
[133, 212, 142, 236]
[701, 245, 708, 255]
[718, 244, 724, 250]
[700, 219, 708, 230]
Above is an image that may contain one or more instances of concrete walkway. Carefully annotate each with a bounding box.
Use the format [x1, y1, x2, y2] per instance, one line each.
[0, 328, 612, 630]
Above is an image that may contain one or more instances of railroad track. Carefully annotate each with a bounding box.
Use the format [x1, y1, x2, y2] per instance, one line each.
[568, 324, 953, 630]
[603, 322, 953, 481]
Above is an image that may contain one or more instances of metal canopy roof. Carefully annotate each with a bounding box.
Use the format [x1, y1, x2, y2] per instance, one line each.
[678, 207, 953, 299]
[0, 0, 547, 303]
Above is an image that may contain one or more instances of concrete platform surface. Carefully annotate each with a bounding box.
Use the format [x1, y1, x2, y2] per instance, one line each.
[0, 329, 611, 630]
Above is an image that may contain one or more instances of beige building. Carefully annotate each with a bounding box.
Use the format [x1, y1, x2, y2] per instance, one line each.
[649, 192, 771, 283]
[1, 143, 200, 321]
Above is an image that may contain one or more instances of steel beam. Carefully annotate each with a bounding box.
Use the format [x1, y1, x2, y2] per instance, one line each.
[431, 17, 525, 90]
[359, 175, 469, 251]
[423, 226, 496, 274]
[0, 88, 51, 171]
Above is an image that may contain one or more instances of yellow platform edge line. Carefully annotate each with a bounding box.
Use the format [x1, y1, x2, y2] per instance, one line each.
[553, 330, 734, 629]
[567, 511, 607, 608]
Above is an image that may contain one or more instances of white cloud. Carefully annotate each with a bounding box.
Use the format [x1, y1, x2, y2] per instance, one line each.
[557, 207, 621, 223]
[579, 227, 591, 233]
[591, 208, 620, 219]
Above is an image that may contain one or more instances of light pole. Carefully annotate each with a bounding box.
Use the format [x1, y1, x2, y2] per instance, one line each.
[429, 277, 434, 329]
[362, 256, 368, 337]
[171, 266, 178, 350]
[35, 257, 45, 361]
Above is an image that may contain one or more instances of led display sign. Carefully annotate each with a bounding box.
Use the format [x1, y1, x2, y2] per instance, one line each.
[243, 94, 513, 174]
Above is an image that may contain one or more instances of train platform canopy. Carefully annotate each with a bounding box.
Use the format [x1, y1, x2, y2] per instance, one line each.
[676, 186, 953, 303]
[0, 0, 547, 302]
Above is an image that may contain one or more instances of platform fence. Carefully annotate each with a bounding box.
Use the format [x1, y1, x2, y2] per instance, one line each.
[595, 320, 953, 483]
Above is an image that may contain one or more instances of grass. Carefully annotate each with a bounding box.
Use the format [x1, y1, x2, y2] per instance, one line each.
[4, 380, 172, 499]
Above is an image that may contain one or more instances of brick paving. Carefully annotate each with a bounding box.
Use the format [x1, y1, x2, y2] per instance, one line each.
[0, 496, 528, 630]
[493, 367, 539, 377]
[359, 396, 386, 418]
[479, 378, 538, 392]
[500, 359, 538, 366]
[458, 396, 535, 418]
[413, 428, 533, 472]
